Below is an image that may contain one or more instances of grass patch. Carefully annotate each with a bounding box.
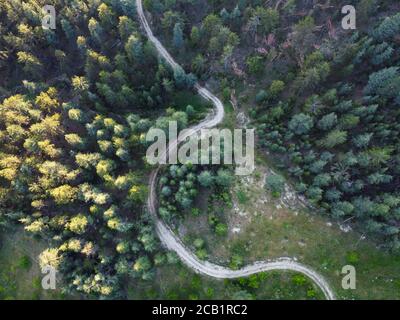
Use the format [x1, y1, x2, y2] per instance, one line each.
[0, 228, 65, 300]
[236, 189, 249, 205]
[220, 209, 400, 300]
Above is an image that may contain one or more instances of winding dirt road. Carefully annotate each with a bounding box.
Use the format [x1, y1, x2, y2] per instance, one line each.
[136, 0, 335, 300]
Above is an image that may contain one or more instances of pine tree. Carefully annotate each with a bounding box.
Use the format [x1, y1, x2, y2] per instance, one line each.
[173, 23, 184, 49]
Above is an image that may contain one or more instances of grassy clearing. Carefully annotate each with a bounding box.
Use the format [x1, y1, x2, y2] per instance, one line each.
[175, 156, 400, 300]
[226, 209, 400, 299]
[0, 229, 65, 300]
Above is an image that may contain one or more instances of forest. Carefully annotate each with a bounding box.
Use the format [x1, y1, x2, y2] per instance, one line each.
[145, 0, 400, 251]
[1, 0, 400, 300]
[0, 0, 203, 298]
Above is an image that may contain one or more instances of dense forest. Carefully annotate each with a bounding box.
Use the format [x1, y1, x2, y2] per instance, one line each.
[1, 0, 400, 300]
[0, 0, 203, 298]
[145, 0, 400, 251]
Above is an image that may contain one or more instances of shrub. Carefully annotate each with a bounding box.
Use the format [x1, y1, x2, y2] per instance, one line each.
[346, 251, 360, 264]
[196, 249, 208, 260]
[18, 255, 32, 270]
[215, 223, 228, 236]
[269, 80, 285, 99]
[193, 238, 205, 249]
[198, 170, 214, 187]
[246, 55, 264, 75]
[229, 254, 244, 270]
[265, 174, 285, 197]
[292, 274, 307, 286]
[255, 90, 268, 104]
[288, 113, 314, 135]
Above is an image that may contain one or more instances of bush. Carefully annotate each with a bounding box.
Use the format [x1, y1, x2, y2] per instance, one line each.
[292, 274, 307, 286]
[288, 113, 314, 135]
[229, 254, 244, 270]
[269, 80, 285, 99]
[255, 90, 268, 104]
[191, 208, 200, 216]
[215, 223, 228, 236]
[265, 174, 285, 197]
[246, 55, 264, 75]
[18, 255, 32, 270]
[198, 170, 214, 187]
[186, 105, 195, 118]
[215, 169, 233, 188]
[193, 238, 205, 249]
[166, 252, 179, 264]
[208, 214, 219, 226]
[222, 87, 231, 102]
[307, 289, 317, 299]
[196, 249, 208, 260]
[346, 251, 360, 264]
[237, 190, 249, 204]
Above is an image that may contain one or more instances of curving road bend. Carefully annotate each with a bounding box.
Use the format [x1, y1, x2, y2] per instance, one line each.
[136, 0, 336, 300]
